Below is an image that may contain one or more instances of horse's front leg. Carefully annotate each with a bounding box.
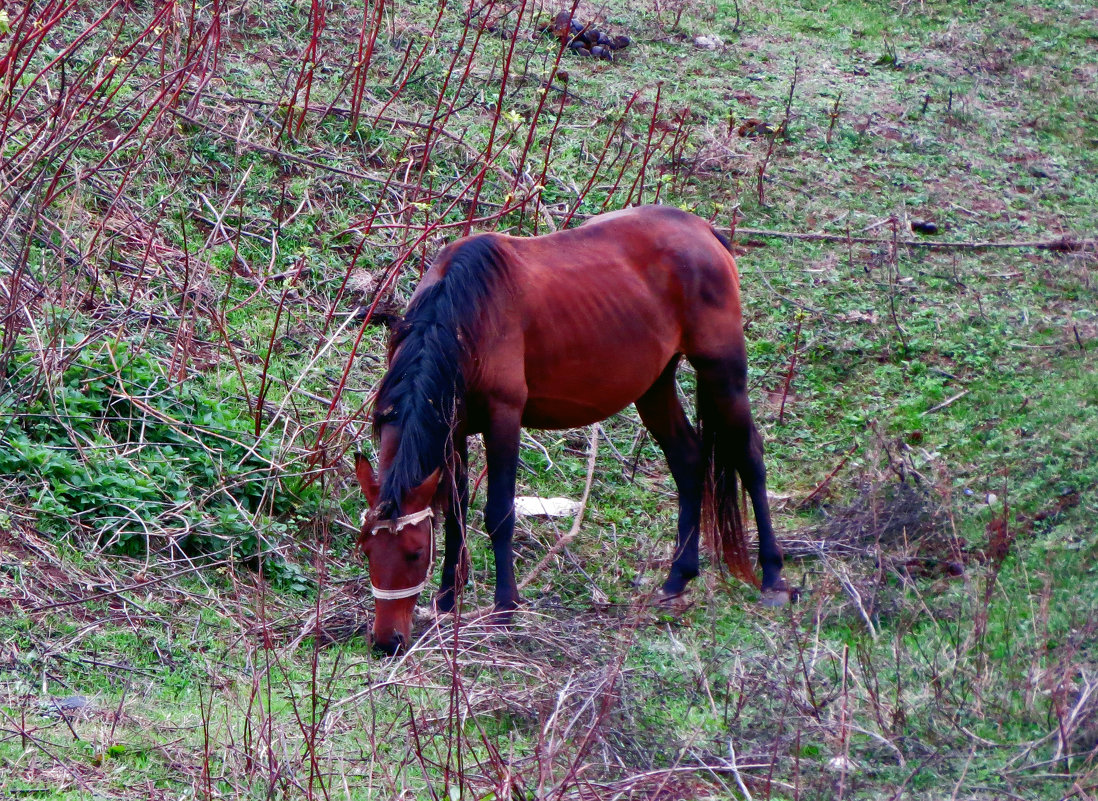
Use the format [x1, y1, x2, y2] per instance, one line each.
[435, 435, 469, 614]
[483, 405, 523, 618]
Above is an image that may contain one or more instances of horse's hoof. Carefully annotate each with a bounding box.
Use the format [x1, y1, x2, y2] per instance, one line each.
[760, 582, 795, 607]
[655, 588, 685, 606]
[760, 590, 790, 607]
[658, 571, 695, 603]
[486, 604, 517, 627]
[654, 588, 695, 616]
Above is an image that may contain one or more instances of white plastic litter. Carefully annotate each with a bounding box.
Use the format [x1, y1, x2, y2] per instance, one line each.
[514, 496, 581, 518]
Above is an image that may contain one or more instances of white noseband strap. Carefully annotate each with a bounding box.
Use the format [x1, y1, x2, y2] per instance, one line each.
[371, 580, 428, 600]
[361, 507, 435, 600]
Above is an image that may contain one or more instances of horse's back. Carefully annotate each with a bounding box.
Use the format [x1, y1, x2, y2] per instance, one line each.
[575, 206, 741, 316]
[522, 205, 744, 346]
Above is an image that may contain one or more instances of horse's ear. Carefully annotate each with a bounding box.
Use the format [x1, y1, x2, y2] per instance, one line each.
[354, 452, 380, 506]
[405, 468, 441, 511]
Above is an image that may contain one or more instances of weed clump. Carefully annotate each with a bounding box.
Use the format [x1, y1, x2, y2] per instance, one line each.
[0, 329, 310, 566]
[814, 480, 948, 548]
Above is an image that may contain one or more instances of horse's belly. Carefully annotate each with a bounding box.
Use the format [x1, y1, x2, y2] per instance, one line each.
[520, 342, 673, 429]
[521, 398, 617, 429]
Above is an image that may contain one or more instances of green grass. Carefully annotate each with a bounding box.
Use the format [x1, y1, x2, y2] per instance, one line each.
[0, 0, 1095, 798]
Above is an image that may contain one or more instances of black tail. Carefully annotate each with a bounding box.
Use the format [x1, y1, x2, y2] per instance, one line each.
[697, 389, 758, 587]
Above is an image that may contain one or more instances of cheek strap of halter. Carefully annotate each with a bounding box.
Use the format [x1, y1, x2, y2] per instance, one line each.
[361, 507, 435, 600]
[361, 506, 435, 532]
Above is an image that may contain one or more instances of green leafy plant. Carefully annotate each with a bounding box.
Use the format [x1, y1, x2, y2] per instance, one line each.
[0, 331, 311, 565]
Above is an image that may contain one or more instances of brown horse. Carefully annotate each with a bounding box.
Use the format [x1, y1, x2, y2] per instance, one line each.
[355, 205, 787, 654]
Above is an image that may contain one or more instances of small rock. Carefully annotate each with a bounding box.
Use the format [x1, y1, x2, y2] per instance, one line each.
[41, 695, 92, 717]
[694, 34, 723, 50]
[910, 220, 940, 235]
[591, 45, 612, 60]
[827, 755, 859, 773]
[611, 35, 631, 50]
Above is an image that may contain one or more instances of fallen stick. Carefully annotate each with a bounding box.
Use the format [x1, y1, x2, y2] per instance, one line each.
[921, 389, 970, 416]
[733, 227, 1095, 253]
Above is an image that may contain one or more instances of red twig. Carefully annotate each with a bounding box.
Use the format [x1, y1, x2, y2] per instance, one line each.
[778, 314, 803, 424]
[797, 442, 858, 508]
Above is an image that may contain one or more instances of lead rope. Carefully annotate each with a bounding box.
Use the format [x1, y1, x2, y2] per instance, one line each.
[362, 508, 435, 600]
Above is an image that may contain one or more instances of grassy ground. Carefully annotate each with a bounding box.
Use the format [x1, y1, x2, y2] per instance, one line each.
[1, 0, 1096, 798]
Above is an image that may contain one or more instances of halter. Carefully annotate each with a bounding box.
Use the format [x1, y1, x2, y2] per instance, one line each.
[361, 507, 435, 600]
[361, 506, 435, 533]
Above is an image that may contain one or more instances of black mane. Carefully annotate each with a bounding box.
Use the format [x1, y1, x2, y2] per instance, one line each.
[373, 234, 509, 515]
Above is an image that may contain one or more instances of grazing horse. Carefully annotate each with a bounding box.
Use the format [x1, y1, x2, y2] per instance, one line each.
[355, 205, 787, 654]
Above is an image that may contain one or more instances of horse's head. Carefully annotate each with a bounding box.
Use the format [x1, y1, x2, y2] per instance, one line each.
[354, 452, 440, 655]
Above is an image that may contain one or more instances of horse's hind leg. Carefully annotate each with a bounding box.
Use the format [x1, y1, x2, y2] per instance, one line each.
[737, 415, 787, 602]
[690, 351, 788, 602]
[634, 356, 704, 598]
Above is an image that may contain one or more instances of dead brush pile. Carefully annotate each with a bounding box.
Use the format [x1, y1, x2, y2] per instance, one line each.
[805, 478, 964, 573]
